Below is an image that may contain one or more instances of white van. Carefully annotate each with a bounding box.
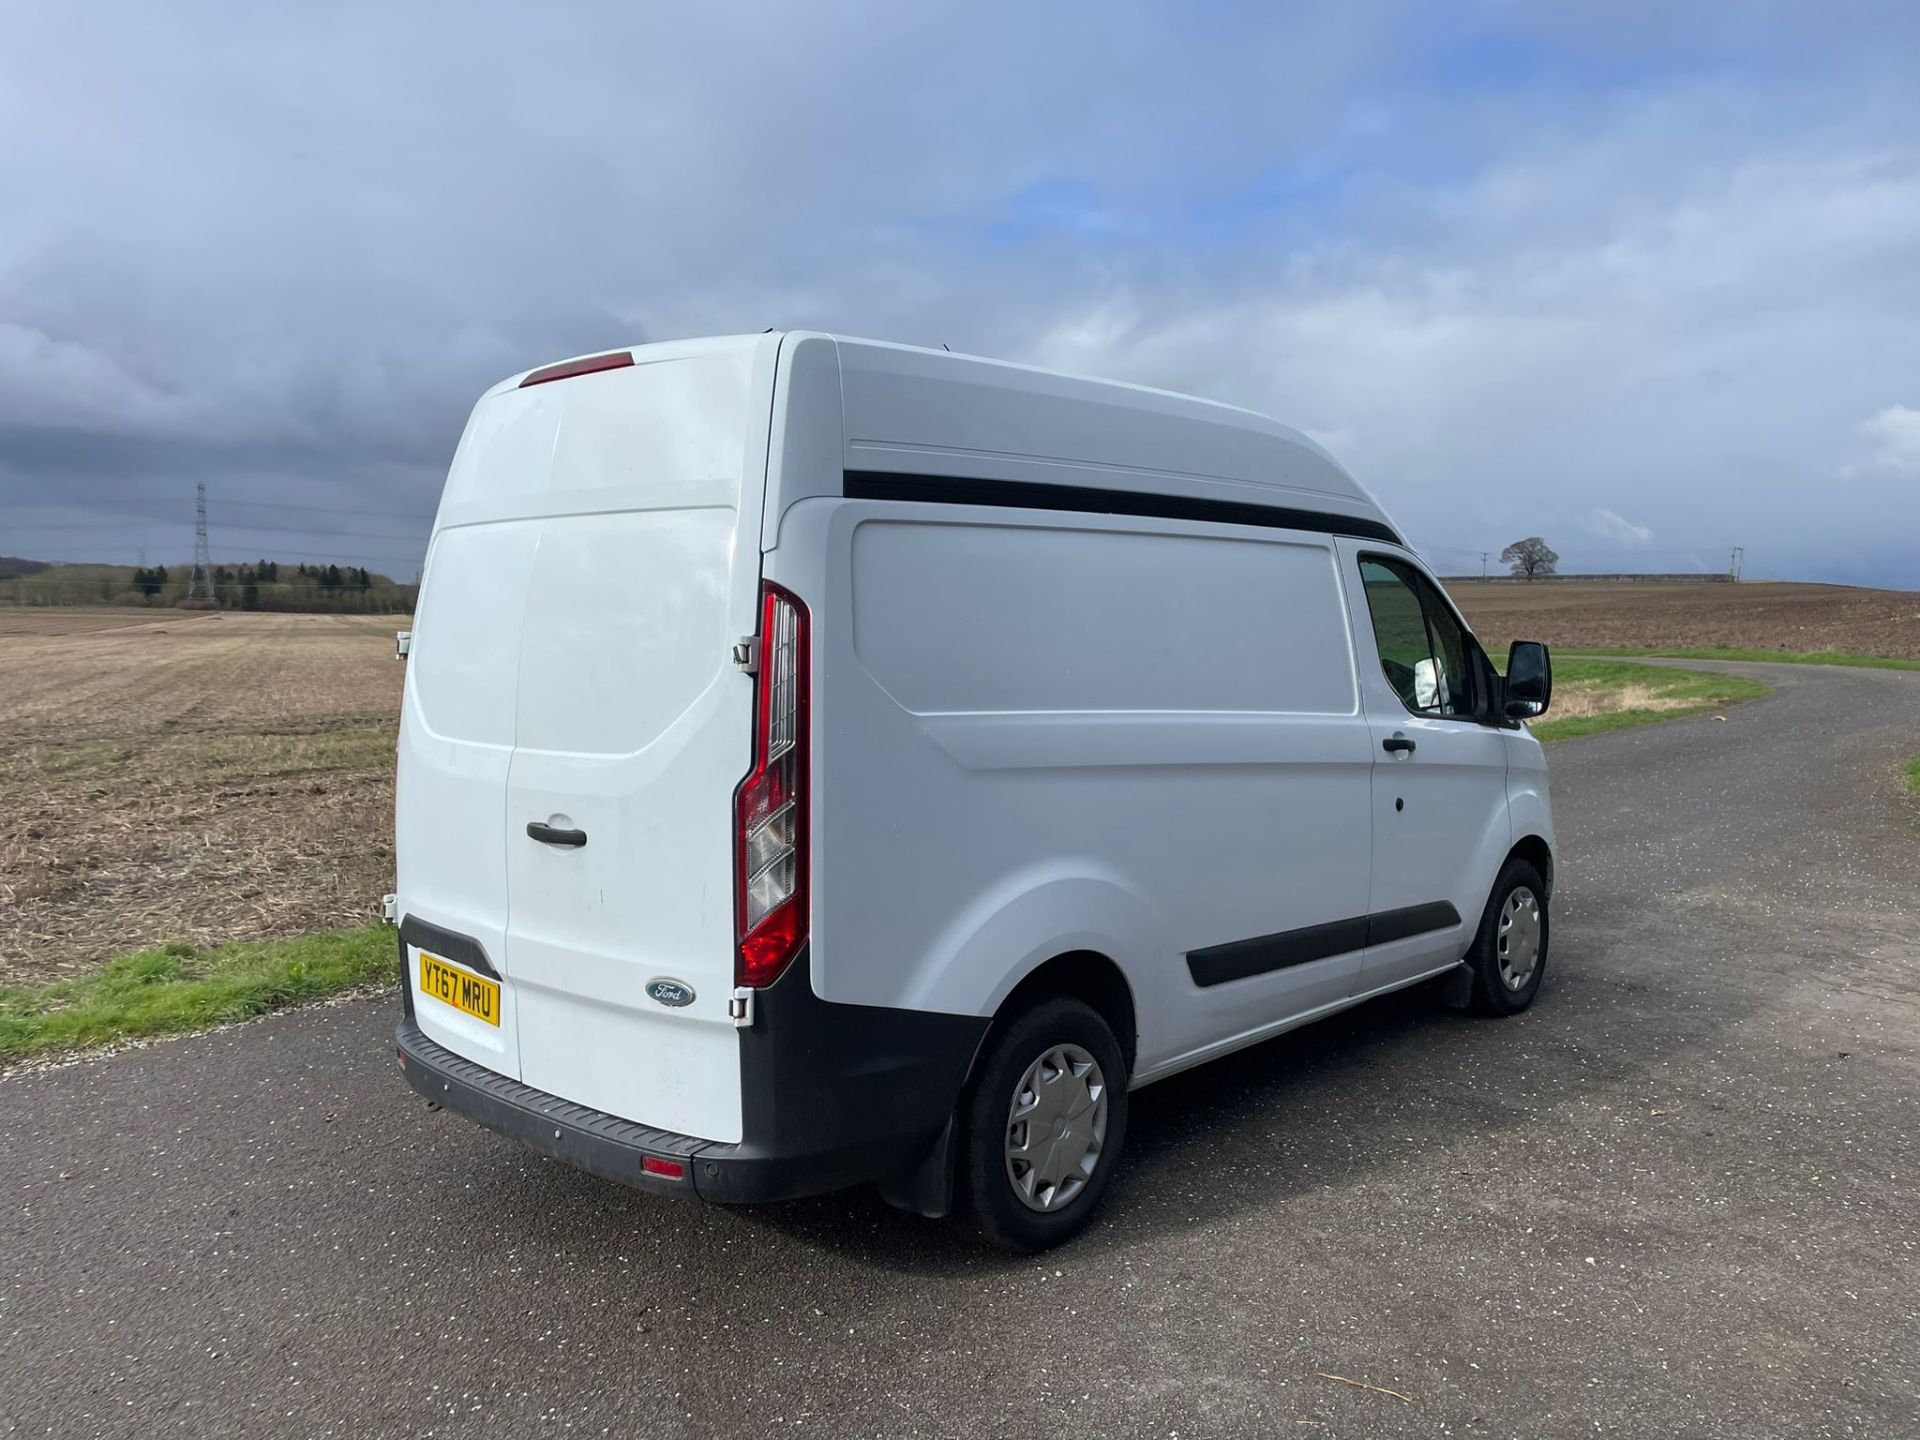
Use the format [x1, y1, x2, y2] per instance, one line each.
[393, 333, 1556, 1249]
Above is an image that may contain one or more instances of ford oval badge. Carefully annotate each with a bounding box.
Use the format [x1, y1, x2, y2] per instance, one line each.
[646, 978, 695, 1009]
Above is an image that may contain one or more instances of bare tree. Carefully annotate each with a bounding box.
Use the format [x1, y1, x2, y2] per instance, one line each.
[1500, 536, 1559, 580]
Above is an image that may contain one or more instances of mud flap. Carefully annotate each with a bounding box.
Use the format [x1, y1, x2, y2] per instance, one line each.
[1436, 961, 1474, 1009]
[875, 1116, 959, 1219]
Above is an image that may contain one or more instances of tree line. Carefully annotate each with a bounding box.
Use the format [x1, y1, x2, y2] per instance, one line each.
[3, 560, 415, 612]
[130, 560, 380, 607]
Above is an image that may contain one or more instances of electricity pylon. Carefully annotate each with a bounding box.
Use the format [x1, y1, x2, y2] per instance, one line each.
[186, 483, 214, 603]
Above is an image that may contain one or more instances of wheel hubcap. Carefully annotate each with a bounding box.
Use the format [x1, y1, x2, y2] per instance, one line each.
[1496, 886, 1542, 990]
[1004, 1043, 1108, 1213]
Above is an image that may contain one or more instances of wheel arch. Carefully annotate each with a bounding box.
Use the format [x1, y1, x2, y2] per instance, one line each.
[992, 949, 1139, 1076]
[1507, 833, 1555, 896]
[875, 947, 1138, 1222]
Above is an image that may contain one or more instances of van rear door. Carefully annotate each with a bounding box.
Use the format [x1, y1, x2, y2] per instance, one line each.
[397, 445, 541, 1080]
[401, 338, 775, 1144]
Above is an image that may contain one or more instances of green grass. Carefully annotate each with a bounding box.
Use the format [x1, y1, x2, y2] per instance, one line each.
[1904, 755, 1920, 796]
[0, 925, 393, 1064]
[1530, 659, 1771, 743]
[1559, 646, 1920, 672]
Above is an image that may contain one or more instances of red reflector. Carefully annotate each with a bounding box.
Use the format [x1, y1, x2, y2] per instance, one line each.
[519, 351, 635, 388]
[738, 893, 805, 990]
[642, 1155, 686, 1180]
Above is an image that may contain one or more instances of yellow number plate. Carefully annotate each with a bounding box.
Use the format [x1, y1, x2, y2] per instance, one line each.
[418, 952, 500, 1026]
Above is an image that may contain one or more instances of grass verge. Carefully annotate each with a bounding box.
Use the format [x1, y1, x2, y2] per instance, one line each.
[0, 925, 392, 1065]
[1559, 646, 1920, 672]
[1904, 756, 1920, 795]
[1532, 659, 1771, 743]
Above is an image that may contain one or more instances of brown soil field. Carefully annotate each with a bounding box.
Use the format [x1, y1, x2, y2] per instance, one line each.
[1452, 580, 1920, 658]
[0, 606, 220, 639]
[1, 580, 1912, 986]
[0, 610, 405, 984]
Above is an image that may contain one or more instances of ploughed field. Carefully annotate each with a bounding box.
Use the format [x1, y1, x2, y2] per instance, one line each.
[1, 580, 1911, 986]
[0, 610, 404, 984]
[1452, 578, 1920, 658]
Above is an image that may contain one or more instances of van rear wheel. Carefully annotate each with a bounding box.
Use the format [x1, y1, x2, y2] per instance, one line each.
[957, 996, 1129, 1251]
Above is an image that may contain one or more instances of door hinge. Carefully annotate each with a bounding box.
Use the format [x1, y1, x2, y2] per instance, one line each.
[728, 988, 755, 1026]
[380, 893, 398, 924]
[731, 636, 760, 673]
[394, 630, 412, 661]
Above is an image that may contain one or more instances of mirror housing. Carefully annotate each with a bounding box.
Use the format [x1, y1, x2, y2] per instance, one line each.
[1505, 640, 1552, 719]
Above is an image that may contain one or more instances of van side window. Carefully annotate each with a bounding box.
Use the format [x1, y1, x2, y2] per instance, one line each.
[1358, 557, 1477, 718]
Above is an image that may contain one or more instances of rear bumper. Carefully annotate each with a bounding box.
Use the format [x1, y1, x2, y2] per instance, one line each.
[396, 1020, 714, 1199]
[395, 946, 989, 1205]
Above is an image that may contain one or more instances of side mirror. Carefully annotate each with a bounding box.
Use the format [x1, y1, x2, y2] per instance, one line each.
[1505, 640, 1552, 719]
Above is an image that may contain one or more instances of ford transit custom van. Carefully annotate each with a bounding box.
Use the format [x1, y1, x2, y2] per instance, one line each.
[393, 333, 1556, 1249]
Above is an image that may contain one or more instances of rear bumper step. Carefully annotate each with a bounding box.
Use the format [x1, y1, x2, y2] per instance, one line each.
[397, 1021, 720, 1198]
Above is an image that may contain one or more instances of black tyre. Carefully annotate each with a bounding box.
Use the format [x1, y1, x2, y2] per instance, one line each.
[957, 996, 1129, 1251]
[1463, 858, 1549, 1015]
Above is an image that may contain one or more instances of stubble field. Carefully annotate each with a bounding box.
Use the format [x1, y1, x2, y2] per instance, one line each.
[0, 579, 1912, 988]
[1, 609, 404, 984]
[1452, 578, 1920, 657]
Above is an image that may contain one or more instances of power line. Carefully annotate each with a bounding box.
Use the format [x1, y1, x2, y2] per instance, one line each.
[12, 519, 429, 541]
[212, 545, 422, 564]
[214, 497, 436, 521]
[7, 542, 423, 565]
[0, 489, 435, 522]
[1424, 541, 1739, 562]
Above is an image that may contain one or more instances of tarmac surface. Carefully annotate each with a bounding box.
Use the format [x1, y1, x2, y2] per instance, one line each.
[4, 660, 1917, 1437]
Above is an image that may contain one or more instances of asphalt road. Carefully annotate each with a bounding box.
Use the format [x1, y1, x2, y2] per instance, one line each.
[5, 662, 1917, 1438]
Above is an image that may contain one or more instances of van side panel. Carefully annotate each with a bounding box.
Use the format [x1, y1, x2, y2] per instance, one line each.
[777, 500, 1375, 1078]
[1504, 736, 1556, 870]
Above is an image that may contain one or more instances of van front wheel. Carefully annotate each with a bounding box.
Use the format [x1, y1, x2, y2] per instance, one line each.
[1463, 858, 1550, 1015]
[958, 997, 1129, 1251]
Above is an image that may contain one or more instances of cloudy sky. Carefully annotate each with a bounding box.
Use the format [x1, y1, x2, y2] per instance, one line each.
[3, 2, 1917, 584]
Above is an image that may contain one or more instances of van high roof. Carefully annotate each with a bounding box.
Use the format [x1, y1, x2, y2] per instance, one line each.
[493, 332, 1398, 544]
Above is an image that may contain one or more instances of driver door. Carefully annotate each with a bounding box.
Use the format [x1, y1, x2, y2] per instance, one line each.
[1336, 544, 1511, 992]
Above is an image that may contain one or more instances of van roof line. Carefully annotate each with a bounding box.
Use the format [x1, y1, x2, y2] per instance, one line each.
[486, 332, 1397, 539]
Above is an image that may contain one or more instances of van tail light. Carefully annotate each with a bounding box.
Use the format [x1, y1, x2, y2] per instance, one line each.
[734, 583, 809, 989]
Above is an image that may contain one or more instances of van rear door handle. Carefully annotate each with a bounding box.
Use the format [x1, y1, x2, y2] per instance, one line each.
[526, 821, 588, 848]
[1382, 735, 1416, 754]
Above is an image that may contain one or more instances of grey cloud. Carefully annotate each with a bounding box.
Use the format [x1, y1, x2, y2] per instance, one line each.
[1, 2, 1917, 583]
